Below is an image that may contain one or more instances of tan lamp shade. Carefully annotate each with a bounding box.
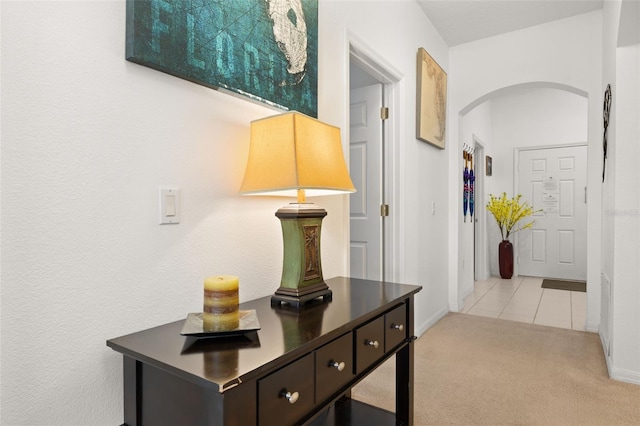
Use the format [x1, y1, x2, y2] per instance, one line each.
[239, 112, 355, 200]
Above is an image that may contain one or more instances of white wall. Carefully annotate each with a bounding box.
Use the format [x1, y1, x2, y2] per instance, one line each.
[611, 43, 640, 384]
[0, 1, 451, 424]
[458, 101, 493, 298]
[320, 1, 451, 335]
[449, 12, 603, 331]
[1, 2, 306, 424]
[0, 1, 344, 424]
[602, 0, 640, 384]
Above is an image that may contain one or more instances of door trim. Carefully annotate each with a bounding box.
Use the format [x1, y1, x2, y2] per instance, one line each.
[473, 136, 489, 281]
[349, 34, 402, 282]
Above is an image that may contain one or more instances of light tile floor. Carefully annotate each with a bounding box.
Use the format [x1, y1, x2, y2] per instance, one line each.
[462, 276, 587, 331]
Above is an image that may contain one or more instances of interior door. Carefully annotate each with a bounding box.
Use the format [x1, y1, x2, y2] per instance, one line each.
[517, 145, 588, 280]
[349, 83, 383, 280]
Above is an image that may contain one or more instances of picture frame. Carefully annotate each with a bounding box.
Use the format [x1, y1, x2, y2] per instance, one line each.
[416, 47, 447, 149]
[125, 0, 318, 117]
[486, 156, 493, 176]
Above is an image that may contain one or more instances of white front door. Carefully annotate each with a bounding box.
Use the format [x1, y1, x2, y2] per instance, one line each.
[349, 83, 383, 280]
[517, 145, 588, 280]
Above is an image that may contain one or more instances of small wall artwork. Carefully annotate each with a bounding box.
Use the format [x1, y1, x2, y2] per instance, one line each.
[416, 47, 447, 149]
[486, 156, 493, 176]
[126, 0, 318, 117]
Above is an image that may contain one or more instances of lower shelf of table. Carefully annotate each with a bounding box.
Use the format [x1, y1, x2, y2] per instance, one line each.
[309, 397, 406, 426]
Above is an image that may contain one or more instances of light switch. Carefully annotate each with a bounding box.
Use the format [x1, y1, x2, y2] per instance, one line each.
[160, 188, 180, 224]
[165, 195, 176, 216]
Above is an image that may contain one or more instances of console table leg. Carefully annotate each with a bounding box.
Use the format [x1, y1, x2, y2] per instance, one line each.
[396, 342, 414, 425]
[123, 356, 141, 426]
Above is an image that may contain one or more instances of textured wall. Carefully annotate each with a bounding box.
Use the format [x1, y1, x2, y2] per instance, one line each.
[1, 0, 451, 423]
[0, 1, 349, 424]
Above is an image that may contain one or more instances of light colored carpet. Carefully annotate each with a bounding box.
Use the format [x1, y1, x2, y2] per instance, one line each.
[352, 313, 640, 425]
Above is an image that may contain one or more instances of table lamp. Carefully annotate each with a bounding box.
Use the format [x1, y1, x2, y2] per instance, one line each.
[240, 112, 355, 307]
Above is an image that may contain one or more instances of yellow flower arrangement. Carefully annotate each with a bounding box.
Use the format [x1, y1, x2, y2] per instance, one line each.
[486, 193, 538, 240]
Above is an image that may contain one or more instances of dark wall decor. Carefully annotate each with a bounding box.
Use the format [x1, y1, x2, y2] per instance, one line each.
[126, 0, 318, 117]
[602, 83, 612, 182]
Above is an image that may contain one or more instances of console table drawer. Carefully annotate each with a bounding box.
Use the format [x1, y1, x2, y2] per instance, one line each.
[258, 353, 315, 426]
[354, 316, 385, 374]
[385, 304, 407, 351]
[315, 332, 354, 404]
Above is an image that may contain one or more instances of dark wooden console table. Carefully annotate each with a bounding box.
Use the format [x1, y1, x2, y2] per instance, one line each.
[107, 277, 422, 425]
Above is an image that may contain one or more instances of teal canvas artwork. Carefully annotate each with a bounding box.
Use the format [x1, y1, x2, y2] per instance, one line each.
[126, 0, 318, 117]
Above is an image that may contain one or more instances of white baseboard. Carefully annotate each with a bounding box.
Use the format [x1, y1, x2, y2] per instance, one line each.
[460, 284, 474, 302]
[415, 306, 449, 337]
[451, 282, 476, 314]
[599, 330, 640, 385]
[599, 330, 613, 376]
[586, 322, 599, 333]
[610, 367, 640, 385]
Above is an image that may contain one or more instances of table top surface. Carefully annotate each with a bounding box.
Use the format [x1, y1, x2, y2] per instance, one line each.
[107, 277, 422, 392]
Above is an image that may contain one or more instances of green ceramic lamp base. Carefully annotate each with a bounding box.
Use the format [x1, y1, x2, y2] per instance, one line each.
[271, 203, 332, 308]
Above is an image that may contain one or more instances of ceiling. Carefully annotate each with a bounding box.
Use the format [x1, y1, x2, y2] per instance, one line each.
[417, 0, 604, 47]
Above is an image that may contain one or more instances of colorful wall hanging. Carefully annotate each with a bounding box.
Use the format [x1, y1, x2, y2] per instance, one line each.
[463, 145, 475, 222]
[126, 0, 318, 117]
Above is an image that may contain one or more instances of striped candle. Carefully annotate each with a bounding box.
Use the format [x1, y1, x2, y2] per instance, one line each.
[203, 275, 239, 332]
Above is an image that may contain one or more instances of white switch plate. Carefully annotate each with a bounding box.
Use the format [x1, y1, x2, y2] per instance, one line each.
[160, 188, 180, 224]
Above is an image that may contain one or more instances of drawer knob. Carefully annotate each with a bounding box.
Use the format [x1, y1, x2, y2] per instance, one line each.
[391, 323, 404, 331]
[329, 360, 346, 371]
[281, 390, 299, 404]
[365, 339, 380, 349]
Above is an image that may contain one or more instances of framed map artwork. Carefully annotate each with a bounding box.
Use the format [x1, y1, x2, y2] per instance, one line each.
[416, 47, 447, 149]
[126, 0, 318, 117]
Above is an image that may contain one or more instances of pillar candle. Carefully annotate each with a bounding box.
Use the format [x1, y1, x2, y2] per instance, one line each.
[203, 275, 239, 332]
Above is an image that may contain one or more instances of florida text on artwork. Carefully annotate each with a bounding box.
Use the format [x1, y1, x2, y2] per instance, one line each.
[126, 0, 318, 117]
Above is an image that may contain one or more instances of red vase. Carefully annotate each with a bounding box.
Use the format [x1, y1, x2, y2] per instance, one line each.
[498, 240, 514, 279]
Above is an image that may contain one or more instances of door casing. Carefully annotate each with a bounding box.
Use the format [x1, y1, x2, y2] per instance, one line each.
[348, 38, 401, 282]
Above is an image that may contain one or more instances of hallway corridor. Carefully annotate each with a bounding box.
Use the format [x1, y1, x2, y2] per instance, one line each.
[462, 276, 588, 331]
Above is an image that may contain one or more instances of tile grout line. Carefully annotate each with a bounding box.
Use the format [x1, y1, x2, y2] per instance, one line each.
[533, 288, 544, 325]
[498, 276, 524, 318]
[468, 277, 500, 312]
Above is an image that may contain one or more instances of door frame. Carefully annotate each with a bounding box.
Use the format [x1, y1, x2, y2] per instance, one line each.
[513, 142, 588, 278]
[473, 136, 490, 281]
[349, 35, 402, 282]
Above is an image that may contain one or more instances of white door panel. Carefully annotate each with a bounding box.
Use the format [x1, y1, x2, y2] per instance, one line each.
[349, 84, 383, 280]
[350, 243, 367, 279]
[518, 146, 587, 280]
[531, 230, 546, 262]
[349, 142, 367, 218]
